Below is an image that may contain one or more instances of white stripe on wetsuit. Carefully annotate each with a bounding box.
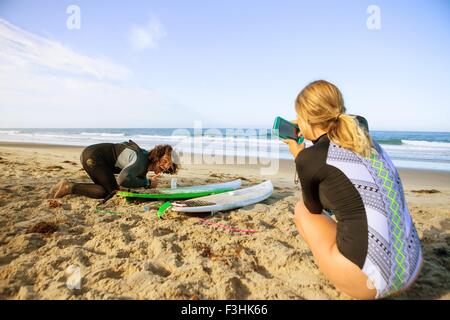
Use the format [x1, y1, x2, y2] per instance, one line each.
[115, 148, 137, 169]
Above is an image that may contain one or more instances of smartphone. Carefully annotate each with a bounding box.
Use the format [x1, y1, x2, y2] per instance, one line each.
[272, 116, 304, 144]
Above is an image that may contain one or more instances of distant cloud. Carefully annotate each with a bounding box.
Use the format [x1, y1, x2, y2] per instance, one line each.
[129, 16, 166, 51]
[0, 19, 195, 128]
[0, 18, 132, 81]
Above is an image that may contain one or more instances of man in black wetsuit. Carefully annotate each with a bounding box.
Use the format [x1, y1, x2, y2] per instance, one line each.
[51, 141, 179, 199]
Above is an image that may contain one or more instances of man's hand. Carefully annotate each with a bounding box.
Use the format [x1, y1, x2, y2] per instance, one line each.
[150, 173, 162, 188]
[283, 138, 305, 159]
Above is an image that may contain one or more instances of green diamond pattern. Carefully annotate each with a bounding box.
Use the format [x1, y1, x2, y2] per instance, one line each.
[369, 155, 406, 292]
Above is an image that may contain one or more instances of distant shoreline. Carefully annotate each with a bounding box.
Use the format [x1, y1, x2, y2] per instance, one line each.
[1, 128, 449, 172]
[1, 140, 450, 189]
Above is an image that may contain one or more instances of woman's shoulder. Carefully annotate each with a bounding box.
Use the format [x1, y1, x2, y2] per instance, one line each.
[295, 145, 315, 167]
[295, 139, 330, 177]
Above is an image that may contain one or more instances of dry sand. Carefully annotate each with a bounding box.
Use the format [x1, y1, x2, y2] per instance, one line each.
[0, 142, 448, 300]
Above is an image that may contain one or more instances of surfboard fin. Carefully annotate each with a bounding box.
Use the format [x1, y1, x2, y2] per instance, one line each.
[157, 202, 172, 219]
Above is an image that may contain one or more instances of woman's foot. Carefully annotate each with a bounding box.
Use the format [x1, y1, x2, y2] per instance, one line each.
[53, 179, 73, 198]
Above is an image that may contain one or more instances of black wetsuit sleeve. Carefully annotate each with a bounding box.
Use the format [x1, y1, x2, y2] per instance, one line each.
[117, 152, 150, 188]
[295, 149, 324, 214]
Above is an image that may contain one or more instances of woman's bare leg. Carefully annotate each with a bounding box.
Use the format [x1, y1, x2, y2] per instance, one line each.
[294, 201, 377, 299]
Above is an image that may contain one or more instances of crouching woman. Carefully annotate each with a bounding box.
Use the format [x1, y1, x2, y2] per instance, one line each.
[284, 80, 422, 299]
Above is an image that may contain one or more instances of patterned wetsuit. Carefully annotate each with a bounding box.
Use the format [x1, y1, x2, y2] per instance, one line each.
[295, 134, 423, 298]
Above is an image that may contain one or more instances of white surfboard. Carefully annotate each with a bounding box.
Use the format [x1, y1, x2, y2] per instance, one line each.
[171, 180, 273, 213]
[155, 179, 242, 194]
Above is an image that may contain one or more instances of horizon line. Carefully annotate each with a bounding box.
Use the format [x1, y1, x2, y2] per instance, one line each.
[0, 127, 449, 133]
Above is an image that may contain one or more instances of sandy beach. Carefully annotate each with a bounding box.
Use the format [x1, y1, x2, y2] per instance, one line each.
[0, 142, 448, 300]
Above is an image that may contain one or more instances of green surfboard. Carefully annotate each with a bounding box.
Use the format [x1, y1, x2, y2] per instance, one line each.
[117, 179, 242, 200]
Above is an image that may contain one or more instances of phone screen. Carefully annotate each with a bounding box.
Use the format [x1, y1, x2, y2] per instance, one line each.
[278, 118, 299, 140]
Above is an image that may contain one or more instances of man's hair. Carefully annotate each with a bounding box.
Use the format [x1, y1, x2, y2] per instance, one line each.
[148, 144, 179, 174]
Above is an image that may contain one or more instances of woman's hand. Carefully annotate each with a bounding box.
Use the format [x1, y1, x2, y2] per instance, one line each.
[291, 119, 300, 137]
[150, 173, 162, 188]
[283, 138, 305, 159]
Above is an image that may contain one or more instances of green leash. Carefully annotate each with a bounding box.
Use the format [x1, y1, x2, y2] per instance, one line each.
[95, 201, 172, 218]
[157, 202, 172, 219]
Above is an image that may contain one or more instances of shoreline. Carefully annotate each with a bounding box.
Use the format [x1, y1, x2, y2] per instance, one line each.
[1, 141, 449, 189]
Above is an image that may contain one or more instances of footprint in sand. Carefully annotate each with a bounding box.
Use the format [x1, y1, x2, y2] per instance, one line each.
[258, 220, 276, 230]
[7, 234, 46, 254]
[56, 233, 93, 249]
[220, 276, 251, 299]
[46, 165, 64, 170]
[152, 227, 174, 237]
[90, 268, 123, 282]
[62, 160, 78, 166]
[143, 261, 172, 277]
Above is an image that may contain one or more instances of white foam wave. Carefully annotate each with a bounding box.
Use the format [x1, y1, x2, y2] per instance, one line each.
[80, 132, 125, 137]
[80, 132, 99, 136]
[401, 140, 450, 148]
[0, 130, 20, 134]
[135, 134, 189, 141]
[100, 133, 125, 137]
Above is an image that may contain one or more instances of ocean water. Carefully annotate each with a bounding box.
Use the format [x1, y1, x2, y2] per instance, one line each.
[0, 128, 449, 171]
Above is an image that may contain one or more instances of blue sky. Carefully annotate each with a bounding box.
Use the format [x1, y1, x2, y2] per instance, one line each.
[0, 0, 449, 131]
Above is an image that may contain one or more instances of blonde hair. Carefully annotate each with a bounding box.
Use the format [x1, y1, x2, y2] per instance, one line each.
[295, 80, 373, 157]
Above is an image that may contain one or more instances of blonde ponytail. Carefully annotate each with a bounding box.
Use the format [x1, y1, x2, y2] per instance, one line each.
[295, 80, 373, 158]
[328, 113, 373, 158]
